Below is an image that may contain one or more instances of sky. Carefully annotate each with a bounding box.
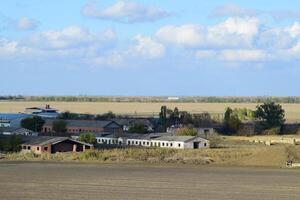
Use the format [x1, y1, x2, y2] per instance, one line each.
[1, 0, 300, 96]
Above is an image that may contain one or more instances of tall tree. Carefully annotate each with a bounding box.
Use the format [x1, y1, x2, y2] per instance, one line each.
[21, 116, 45, 132]
[52, 120, 67, 133]
[255, 102, 285, 129]
[159, 106, 167, 130]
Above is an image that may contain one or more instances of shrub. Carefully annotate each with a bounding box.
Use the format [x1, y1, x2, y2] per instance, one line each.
[176, 128, 198, 136]
[208, 134, 222, 148]
[262, 127, 281, 135]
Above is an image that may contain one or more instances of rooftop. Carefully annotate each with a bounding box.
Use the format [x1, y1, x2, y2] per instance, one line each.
[22, 136, 93, 146]
[44, 119, 121, 128]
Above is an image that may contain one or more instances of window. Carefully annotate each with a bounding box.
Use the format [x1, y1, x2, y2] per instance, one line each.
[178, 143, 181, 147]
[27, 146, 31, 150]
[162, 143, 165, 147]
[44, 147, 48, 151]
[147, 142, 149, 145]
[37, 147, 40, 151]
[204, 143, 207, 147]
[143, 142, 145, 145]
[22, 146, 26, 149]
[128, 141, 131, 145]
[170, 143, 173, 147]
[166, 143, 169, 147]
[135, 141, 138, 145]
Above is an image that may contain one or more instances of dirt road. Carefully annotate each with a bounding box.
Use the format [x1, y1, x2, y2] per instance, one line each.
[0, 162, 300, 200]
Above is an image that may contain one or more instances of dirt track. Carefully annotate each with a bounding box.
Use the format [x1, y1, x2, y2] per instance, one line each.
[0, 162, 300, 200]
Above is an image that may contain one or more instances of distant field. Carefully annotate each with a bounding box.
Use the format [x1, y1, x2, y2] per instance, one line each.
[1, 101, 300, 122]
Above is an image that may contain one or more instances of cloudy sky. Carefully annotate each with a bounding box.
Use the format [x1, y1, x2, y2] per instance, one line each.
[1, 0, 300, 96]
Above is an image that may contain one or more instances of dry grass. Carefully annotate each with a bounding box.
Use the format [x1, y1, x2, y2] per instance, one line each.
[1, 101, 300, 122]
[3, 142, 299, 167]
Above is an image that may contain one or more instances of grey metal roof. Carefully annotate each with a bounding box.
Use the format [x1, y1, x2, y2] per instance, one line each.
[22, 136, 93, 146]
[44, 119, 121, 128]
[152, 135, 204, 142]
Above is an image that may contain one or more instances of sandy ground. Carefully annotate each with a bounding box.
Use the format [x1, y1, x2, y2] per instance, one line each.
[0, 162, 300, 200]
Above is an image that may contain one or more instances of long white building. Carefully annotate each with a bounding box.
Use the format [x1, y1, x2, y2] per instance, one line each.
[72, 133, 209, 149]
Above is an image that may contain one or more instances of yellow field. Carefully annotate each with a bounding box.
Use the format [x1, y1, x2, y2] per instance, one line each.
[1, 101, 300, 122]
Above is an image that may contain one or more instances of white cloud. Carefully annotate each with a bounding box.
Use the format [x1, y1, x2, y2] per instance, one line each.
[219, 49, 267, 62]
[156, 24, 204, 48]
[156, 17, 260, 49]
[211, 4, 258, 18]
[207, 17, 260, 48]
[26, 26, 116, 51]
[82, 1, 171, 23]
[15, 17, 38, 30]
[211, 3, 300, 21]
[286, 22, 300, 37]
[132, 35, 165, 59]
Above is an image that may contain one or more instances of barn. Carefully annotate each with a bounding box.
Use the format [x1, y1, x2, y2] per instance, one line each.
[21, 137, 93, 154]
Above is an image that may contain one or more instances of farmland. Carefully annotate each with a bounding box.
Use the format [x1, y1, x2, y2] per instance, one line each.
[1, 101, 300, 122]
[1, 162, 300, 200]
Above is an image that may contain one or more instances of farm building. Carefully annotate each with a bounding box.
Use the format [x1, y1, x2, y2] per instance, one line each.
[72, 133, 209, 149]
[42, 119, 123, 134]
[25, 104, 59, 118]
[21, 137, 93, 154]
[0, 119, 11, 127]
[0, 127, 38, 136]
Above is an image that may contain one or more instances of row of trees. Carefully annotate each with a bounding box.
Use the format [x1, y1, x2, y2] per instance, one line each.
[224, 102, 285, 135]
[158, 106, 216, 131]
[59, 111, 116, 120]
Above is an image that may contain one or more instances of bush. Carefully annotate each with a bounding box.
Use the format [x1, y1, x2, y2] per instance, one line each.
[208, 134, 222, 148]
[79, 133, 96, 145]
[176, 128, 198, 136]
[262, 127, 281, 135]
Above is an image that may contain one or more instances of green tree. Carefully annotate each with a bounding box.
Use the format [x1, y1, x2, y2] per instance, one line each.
[0, 135, 22, 152]
[224, 107, 241, 133]
[228, 115, 241, 132]
[95, 111, 116, 120]
[79, 133, 96, 145]
[159, 106, 167, 130]
[193, 112, 212, 127]
[128, 123, 148, 134]
[224, 107, 233, 124]
[52, 120, 67, 133]
[255, 102, 285, 129]
[21, 116, 45, 132]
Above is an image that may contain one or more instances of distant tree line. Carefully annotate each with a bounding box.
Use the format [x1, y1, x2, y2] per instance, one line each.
[59, 111, 116, 120]
[2, 95, 300, 103]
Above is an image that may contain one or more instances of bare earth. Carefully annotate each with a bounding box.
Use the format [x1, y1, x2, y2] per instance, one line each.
[0, 162, 300, 200]
[1, 101, 300, 122]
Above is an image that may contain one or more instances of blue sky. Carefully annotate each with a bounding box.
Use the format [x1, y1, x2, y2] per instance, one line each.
[1, 0, 300, 96]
